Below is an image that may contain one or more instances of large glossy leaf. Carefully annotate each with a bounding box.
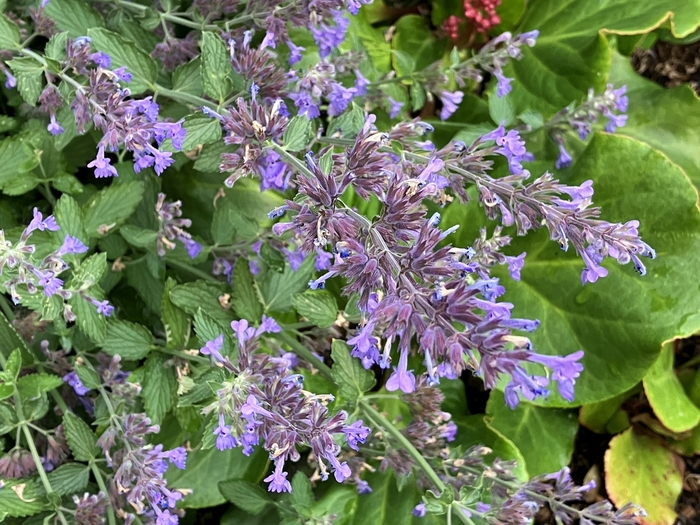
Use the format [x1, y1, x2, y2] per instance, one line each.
[486, 392, 577, 476]
[643, 342, 700, 433]
[497, 133, 700, 405]
[507, 0, 700, 115]
[608, 50, 700, 192]
[605, 429, 683, 525]
[166, 447, 267, 509]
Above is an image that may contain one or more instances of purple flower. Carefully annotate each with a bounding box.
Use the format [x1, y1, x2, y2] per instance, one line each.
[200, 334, 225, 362]
[89, 52, 111, 68]
[354, 70, 370, 96]
[290, 91, 320, 119]
[168, 447, 187, 469]
[441, 421, 457, 442]
[287, 40, 305, 65]
[4, 70, 16, 89]
[47, 114, 64, 135]
[504, 367, 550, 408]
[413, 503, 427, 517]
[214, 416, 237, 451]
[555, 144, 573, 170]
[155, 509, 178, 525]
[257, 315, 282, 336]
[181, 238, 202, 259]
[530, 350, 584, 402]
[357, 480, 372, 494]
[88, 147, 118, 178]
[63, 371, 89, 396]
[481, 125, 530, 175]
[58, 235, 88, 256]
[604, 110, 628, 133]
[343, 420, 370, 451]
[611, 84, 628, 112]
[348, 323, 380, 369]
[112, 67, 131, 82]
[90, 299, 114, 316]
[230, 319, 258, 347]
[439, 90, 464, 120]
[328, 83, 356, 116]
[386, 348, 416, 393]
[258, 150, 290, 191]
[311, 10, 349, 58]
[388, 97, 404, 119]
[516, 30, 539, 47]
[315, 248, 333, 271]
[34, 270, 63, 296]
[505, 252, 526, 280]
[27, 207, 60, 234]
[260, 32, 276, 50]
[264, 459, 292, 493]
[495, 71, 513, 97]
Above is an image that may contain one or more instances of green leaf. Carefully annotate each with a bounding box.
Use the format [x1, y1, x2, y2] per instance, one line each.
[17, 373, 63, 399]
[486, 391, 578, 476]
[7, 58, 44, 106]
[218, 479, 272, 515]
[643, 342, 700, 433]
[83, 181, 144, 238]
[101, 320, 153, 360]
[193, 308, 226, 343]
[507, 0, 700, 116]
[291, 290, 338, 328]
[166, 447, 267, 508]
[232, 261, 263, 322]
[488, 93, 516, 126]
[391, 49, 415, 76]
[609, 50, 700, 192]
[180, 115, 222, 151]
[0, 136, 36, 191]
[200, 32, 239, 103]
[330, 340, 376, 404]
[327, 102, 366, 138]
[172, 58, 203, 96]
[605, 428, 682, 525]
[142, 354, 177, 424]
[124, 254, 164, 314]
[69, 253, 108, 288]
[0, 13, 20, 50]
[0, 479, 47, 517]
[496, 134, 700, 404]
[283, 117, 313, 152]
[87, 28, 157, 94]
[169, 281, 233, 325]
[44, 0, 103, 38]
[162, 277, 189, 349]
[54, 194, 86, 241]
[452, 414, 528, 481]
[257, 257, 314, 313]
[69, 293, 106, 342]
[62, 412, 98, 461]
[391, 15, 444, 74]
[290, 472, 314, 514]
[119, 224, 158, 249]
[46, 463, 89, 496]
[73, 361, 101, 390]
[579, 387, 636, 434]
[0, 312, 30, 362]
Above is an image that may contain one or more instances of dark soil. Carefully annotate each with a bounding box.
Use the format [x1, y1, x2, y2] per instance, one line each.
[632, 40, 700, 94]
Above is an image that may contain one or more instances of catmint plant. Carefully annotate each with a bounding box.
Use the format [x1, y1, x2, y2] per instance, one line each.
[0, 0, 673, 523]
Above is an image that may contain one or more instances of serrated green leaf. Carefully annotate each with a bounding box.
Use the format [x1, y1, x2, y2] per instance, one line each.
[83, 181, 144, 238]
[17, 373, 64, 399]
[218, 479, 271, 515]
[70, 253, 107, 288]
[0, 13, 20, 50]
[173, 58, 203, 96]
[124, 256, 164, 314]
[46, 463, 89, 496]
[330, 340, 376, 404]
[488, 93, 515, 126]
[162, 278, 189, 348]
[68, 293, 106, 342]
[290, 472, 314, 513]
[0, 136, 36, 190]
[283, 116, 313, 152]
[0, 313, 30, 362]
[291, 290, 337, 328]
[200, 32, 238, 103]
[73, 362, 101, 390]
[170, 281, 233, 325]
[605, 428, 682, 525]
[54, 194, 86, 241]
[327, 103, 366, 138]
[391, 49, 415, 76]
[211, 201, 235, 245]
[231, 261, 263, 322]
[486, 391, 577, 476]
[259, 243, 285, 273]
[643, 342, 700, 433]
[45, 0, 103, 38]
[410, 82, 426, 112]
[392, 14, 444, 74]
[257, 257, 314, 313]
[166, 447, 267, 508]
[181, 115, 222, 151]
[0, 479, 48, 517]
[142, 354, 177, 424]
[101, 320, 153, 360]
[193, 141, 232, 172]
[193, 308, 226, 344]
[63, 412, 98, 461]
[119, 224, 158, 248]
[7, 58, 44, 106]
[87, 28, 157, 94]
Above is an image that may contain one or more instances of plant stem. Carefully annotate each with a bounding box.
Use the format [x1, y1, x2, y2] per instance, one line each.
[359, 399, 446, 493]
[275, 331, 334, 381]
[155, 345, 211, 364]
[153, 85, 218, 110]
[268, 142, 315, 180]
[165, 257, 220, 283]
[90, 461, 117, 525]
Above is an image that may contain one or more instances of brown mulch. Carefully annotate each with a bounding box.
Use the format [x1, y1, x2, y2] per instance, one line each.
[632, 40, 700, 94]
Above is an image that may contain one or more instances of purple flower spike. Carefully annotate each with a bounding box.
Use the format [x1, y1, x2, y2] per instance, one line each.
[58, 235, 88, 256]
[386, 348, 416, 393]
[343, 420, 371, 451]
[530, 350, 584, 401]
[439, 90, 464, 120]
[168, 447, 187, 469]
[287, 40, 305, 65]
[47, 114, 64, 135]
[88, 147, 118, 178]
[63, 371, 89, 396]
[495, 72, 513, 97]
[505, 252, 526, 280]
[214, 415, 237, 451]
[264, 459, 292, 493]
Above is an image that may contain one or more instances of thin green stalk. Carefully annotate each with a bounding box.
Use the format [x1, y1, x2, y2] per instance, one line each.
[268, 143, 316, 180]
[359, 399, 446, 493]
[155, 345, 211, 365]
[275, 331, 334, 381]
[90, 462, 117, 525]
[165, 257, 220, 283]
[154, 85, 218, 110]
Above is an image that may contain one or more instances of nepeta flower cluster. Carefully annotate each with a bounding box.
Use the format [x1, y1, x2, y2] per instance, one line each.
[200, 316, 370, 492]
[155, 193, 202, 258]
[0, 208, 111, 319]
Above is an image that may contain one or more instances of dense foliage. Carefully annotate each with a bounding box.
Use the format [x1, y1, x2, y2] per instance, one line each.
[0, 0, 698, 524]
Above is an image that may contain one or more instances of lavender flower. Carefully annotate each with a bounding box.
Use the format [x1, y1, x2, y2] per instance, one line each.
[439, 91, 464, 120]
[155, 193, 201, 258]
